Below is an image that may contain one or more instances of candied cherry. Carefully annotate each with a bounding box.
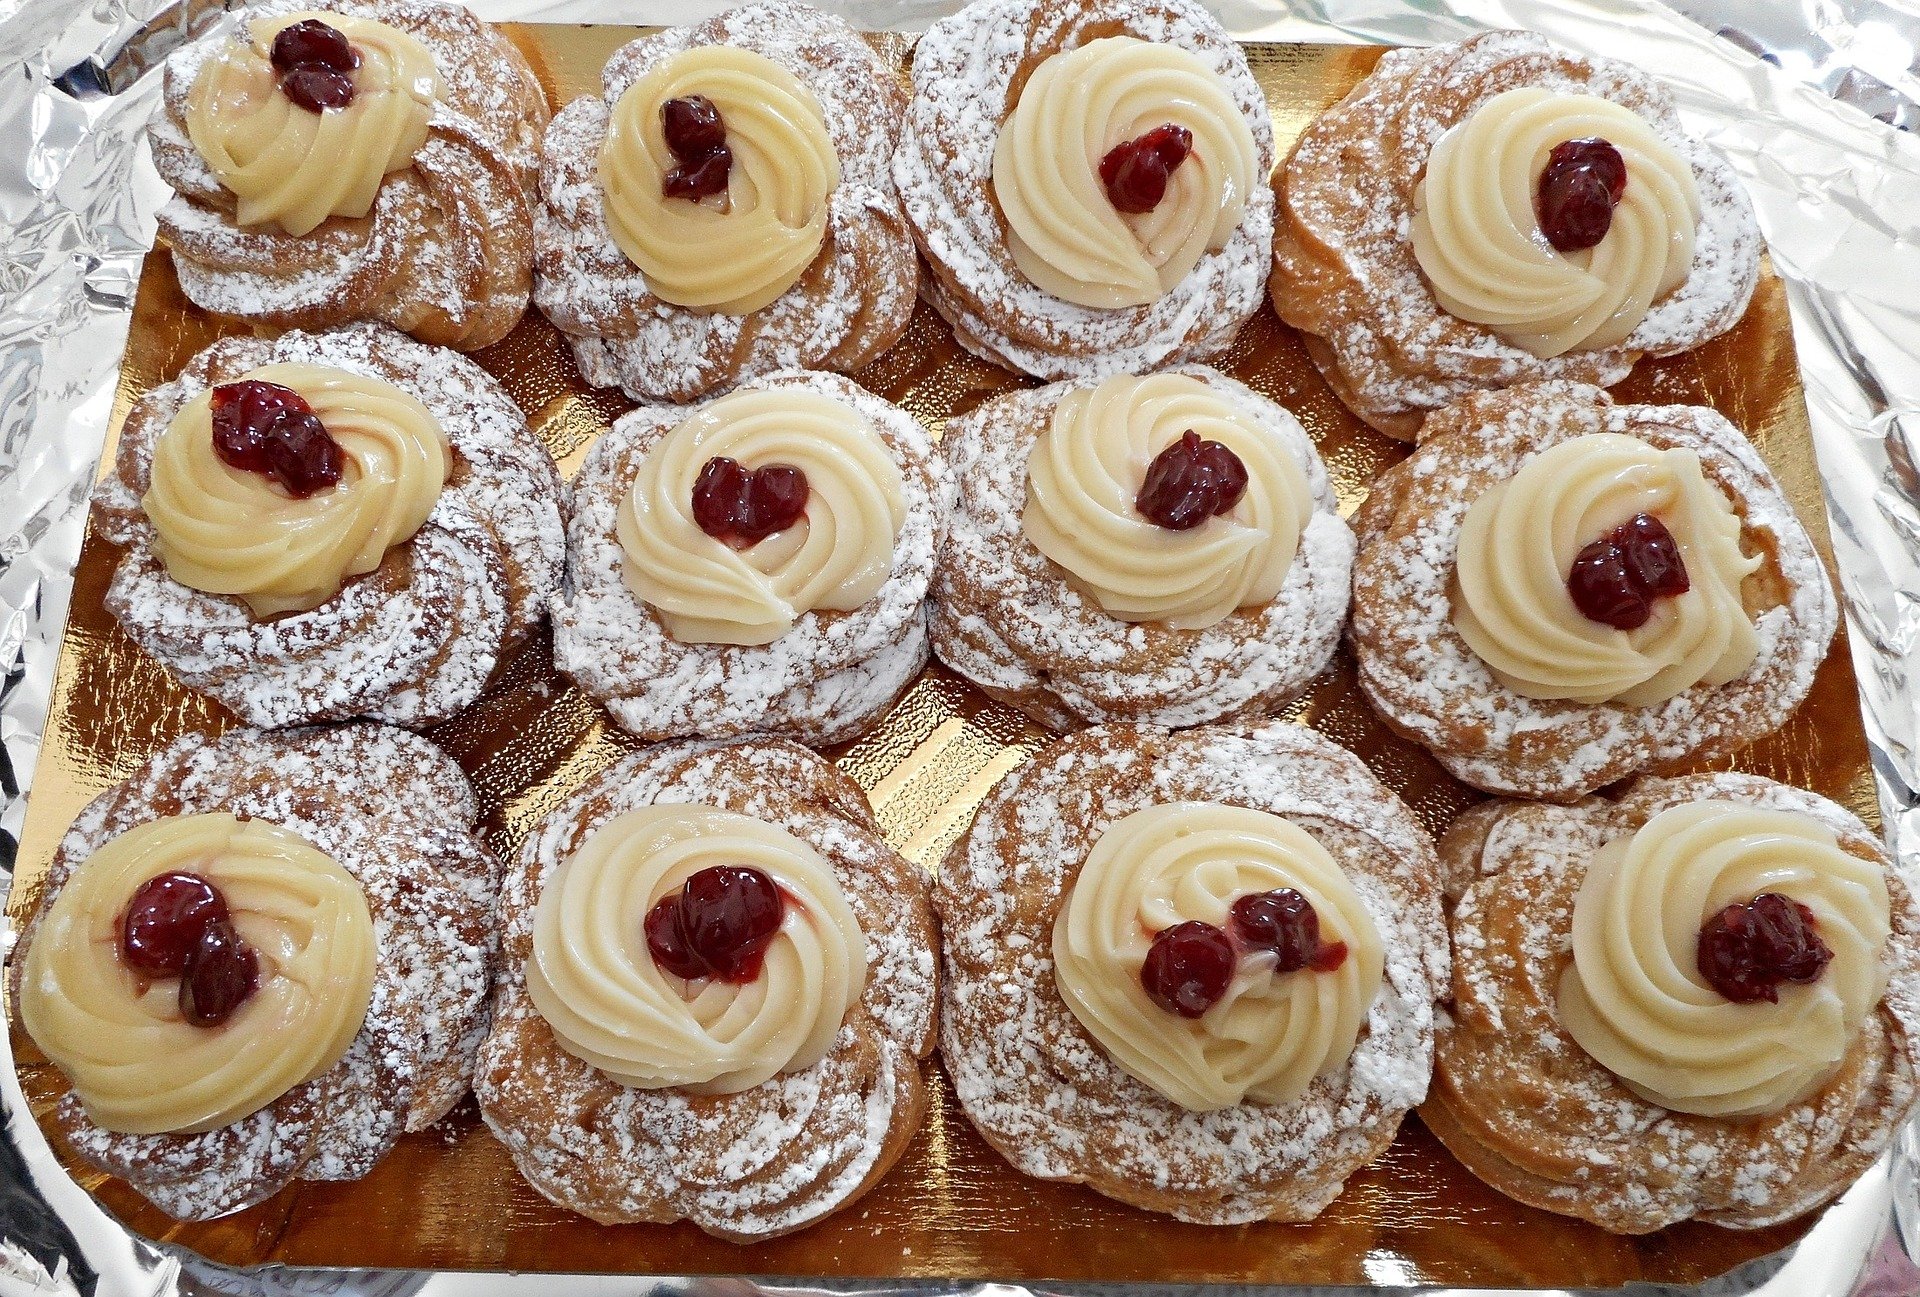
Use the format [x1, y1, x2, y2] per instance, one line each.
[644, 865, 785, 984]
[1537, 137, 1627, 253]
[660, 94, 732, 200]
[1140, 920, 1235, 1018]
[120, 871, 230, 977]
[1099, 123, 1193, 214]
[1567, 512, 1690, 630]
[1697, 892, 1832, 1004]
[270, 18, 359, 113]
[691, 456, 810, 546]
[178, 919, 260, 1027]
[208, 379, 346, 498]
[1135, 429, 1248, 531]
[1230, 887, 1350, 975]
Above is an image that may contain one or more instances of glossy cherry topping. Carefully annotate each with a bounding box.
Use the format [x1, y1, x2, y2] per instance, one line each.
[1536, 137, 1627, 253]
[209, 379, 346, 498]
[1697, 892, 1832, 1004]
[1099, 123, 1193, 214]
[691, 456, 810, 547]
[270, 18, 360, 113]
[660, 94, 732, 200]
[1135, 429, 1249, 531]
[1229, 887, 1349, 974]
[1139, 920, 1235, 1018]
[120, 871, 231, 977]
[178, 919, 261, 1027]
[644, 865, 786, 984]
[1567, 512, 1690, 630]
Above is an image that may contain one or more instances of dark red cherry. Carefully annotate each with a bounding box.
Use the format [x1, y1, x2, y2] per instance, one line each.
[279, 64, 356, 113]
[208, 379, 344, 498]
[270, 19, 359, 76]
[1550, 137, 1627, 202]
[661, 95, 726, 159]
[1139, 920, 1235, 1018]
[1536, 138, 1626, 253]
[740, 464, 809, 544]
[1135, 429, 1249, 531]
[178, 920, 260, 1027]
[643, 894, 709, 981]
[1099, 123, 1193, 214]
[1697, 892, 1832, 1004]
[676, 865, 785, 983]
[120, 871, 230, 977]
[1567, 512, 1689, 630]
[691, 456, 809, 546]
[1616, 512, 1690, 599]
[664, 146, 733, 200]
[258, 409, 345, 498]
[1229, 888, 1320, 974]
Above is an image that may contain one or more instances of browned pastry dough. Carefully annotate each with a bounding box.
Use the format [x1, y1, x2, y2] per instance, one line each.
[474, 737, 938, 1239]
[1269, 31, 1760, 439]
[7, 724, 499, 1221]
[151, 0, 547, 351]
[938, 720, 1447, 1223]
[92, 323, 566, 729]
[1427, 772, 1920, 1233]
[1349, 380, 1834, 801]
[533, 2, 917, 403]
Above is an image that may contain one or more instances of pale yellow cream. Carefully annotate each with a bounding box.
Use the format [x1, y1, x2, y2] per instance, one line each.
[1558, 800, 1891, 1117]
[526, 805, 867, 1094]
[599, 46, 838, 314]
[617, 387, 905, 646]
[1022, 373, 1310, 630]
[1452, 433, 1760, 706]
[18, 813, 376, 1135]
[1411, 88, 1700, 358]
[144, 363, 450, 617]
[1052, 803, 1384, 1112]
[992, 36, 1259, 309]
[186, 12, 441, 237]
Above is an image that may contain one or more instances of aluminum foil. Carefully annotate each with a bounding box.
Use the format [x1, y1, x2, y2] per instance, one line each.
[1, 0, 1917, 1294]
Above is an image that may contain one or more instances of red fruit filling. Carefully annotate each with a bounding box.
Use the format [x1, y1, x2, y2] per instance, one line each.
[178, 919, 260, 1027]
[1099, 123, 1194, 214]
[644, 865, 786, 984]
[120, 871, 231, 977]
[660, 94, 732, 200]
[209, 379, 346, 498]
[1140, 888, 1349, 1019]
[1567, 512, 1690, 630]
[691, 456, 810, 546]
[1536, 137, 1627, 253]
[1697, 892, 1832, 1004]
[1228, 887, 1348, 974]
[1139, 920, 1235, 1018]
[1135, 429, 1249, 531]
[270, 18, 359, 113]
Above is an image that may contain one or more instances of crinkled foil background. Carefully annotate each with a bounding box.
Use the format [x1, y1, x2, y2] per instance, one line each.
[0, 1, 1916, 1295]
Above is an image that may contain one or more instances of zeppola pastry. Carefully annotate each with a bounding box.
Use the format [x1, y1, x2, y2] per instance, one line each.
[931, 366, 1352, 730]
[474, 736, 938, 1237]
[151, 0, 548, 350]
[1349, 380, 1834, 801]
[939, 720, 1447, 1223]
[1270, 31, 1761, 438]
[533, 1, 918, 402]
[894, 0, 1275, 380]
[9, 723, 500, 1220]
[93, 322, 566, 728]
[554, 369, 950, 744]
[1428, 771, 1920, 1232]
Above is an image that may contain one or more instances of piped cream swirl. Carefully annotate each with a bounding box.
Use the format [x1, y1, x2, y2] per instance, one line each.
[18, 813, 376, 1135]
[1022, 373, 1311, 630]
[144, 362, 451, 617]
[600, 45, 839, 314]
[617, 387, 905, 646]
[1411, 88, 1701, 358]
[526, 805, 867, 1094]
[186, 12, 441, 237]
[1557, 800, 1892, 1117]
[992, 36, 1260, 309]
[1452, 433, 1760, 706]
[1052, 803, 1385, 1112]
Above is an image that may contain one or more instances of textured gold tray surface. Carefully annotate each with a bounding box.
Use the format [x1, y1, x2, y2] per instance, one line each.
[6, 25, 1876, 1290]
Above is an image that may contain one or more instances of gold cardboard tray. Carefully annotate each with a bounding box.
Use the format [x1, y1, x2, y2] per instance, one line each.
[6, 25, 1878, 1290]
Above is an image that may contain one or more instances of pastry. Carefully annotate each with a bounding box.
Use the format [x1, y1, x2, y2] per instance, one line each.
[1427, 771, 1920, 1232]
[151, 0, 548, 350]
[554, 369, 950, 745]
[1270, 31, 1761, 439]
[532, 1, 917, 402]
[893, 0, 1275, 380]
[938, 719, 1447, 1223]
[474, 735, 938, 1238]
[93, 322, 566, 729]
[1349, 380, 1834, 801]
[930, 366, 1352, 730]
[8, 723, 499, 1220]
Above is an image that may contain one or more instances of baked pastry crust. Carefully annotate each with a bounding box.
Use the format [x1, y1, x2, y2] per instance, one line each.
[893, 0, 1275, 380]
[938, 719, 1447, 1223]
[1269, 31, 1761, 439]
[930, 366, 1353, 730]
[7, 723, 499, 1220]
[1349, 380, 1834, 801]
[554, 369, 950, 745]
[1427, 771, 1920, 1232]
[533, 1, 917, 403]
[93, 322, 566, 729]
[151, 0, 548, 351]
[474, 736, 938, 1238]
